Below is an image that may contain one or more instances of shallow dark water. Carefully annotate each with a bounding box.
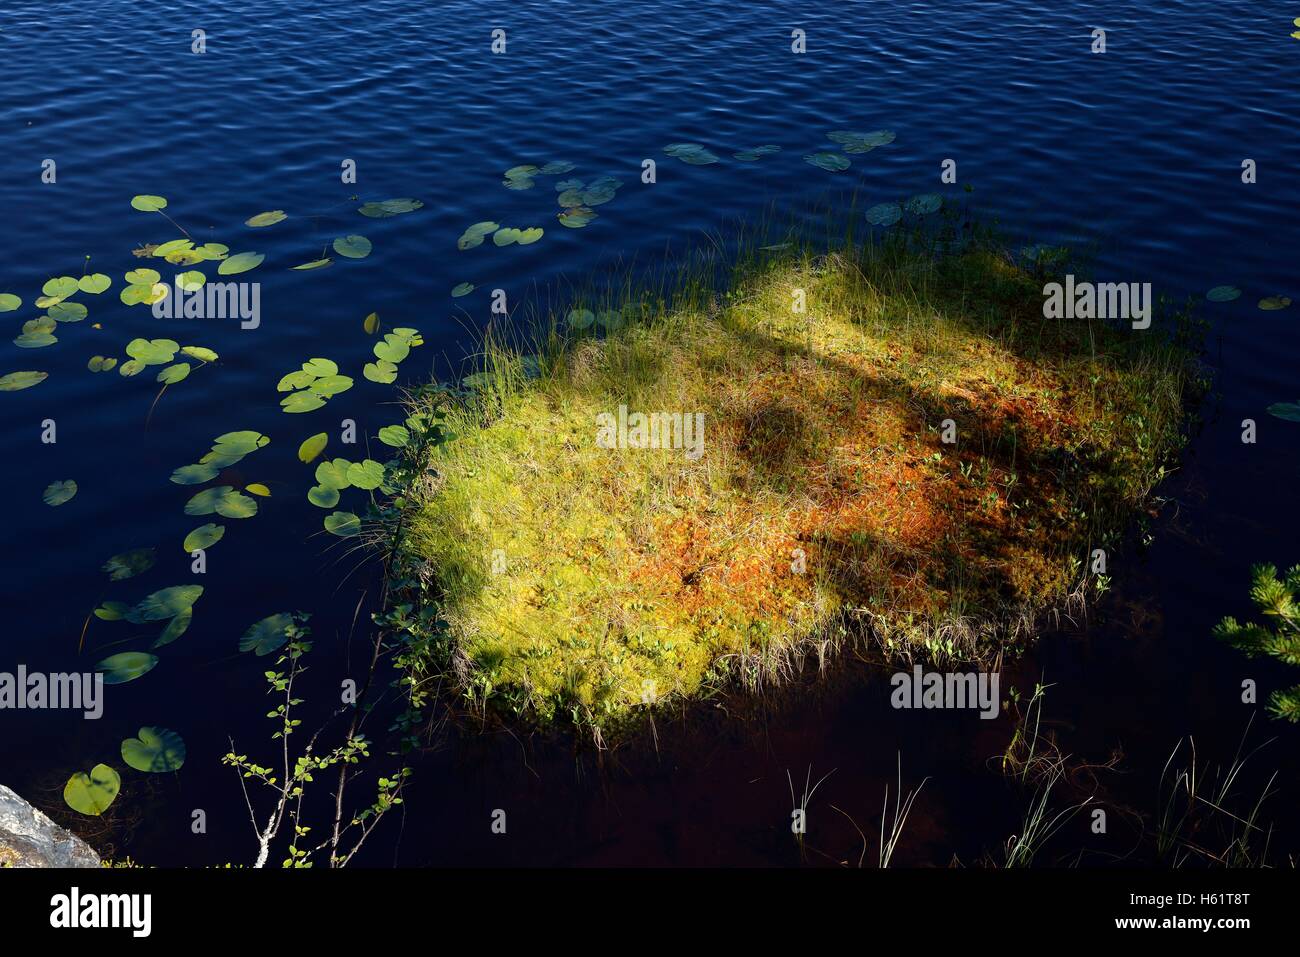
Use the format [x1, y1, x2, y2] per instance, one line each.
[1, 0, 1298, 866]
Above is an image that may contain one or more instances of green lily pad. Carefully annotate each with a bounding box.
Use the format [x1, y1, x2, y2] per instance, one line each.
[307, 373, 354, 397]
[358, 198, 424, 218]
[0, 371, 48, 391]
[126, 585, 204, 623]
[103, 547, 155, 581]
[177, 271, 206, 292]
[78, 274, 111, 295]
[14, 331, 57, 348]
[124, 268, 161, 285]
[374, 336, 410, 364]
[64, 765, 121, 816]
[803, 152, 850, 172]
[324, 511, 361, 537]
[1267, 401, 1300, 422]
[121, 727, 186, 773]
[281, 391, 327, 413]
[298, 433, 328, 463]
[733, 145, 782, 162]
[181, 345, 219, 362]
[302, 357, 338, 377]
[47, 301, 88, 323]
[245, 210, 287, 228]
[906, 193, 943, 215]
[457, 222, 500, 250]
[664, 143, 719, 164]
[170, 463, 220, 485]
[558, 206, 597, 229]
[866, 203, 903, 227]
[333, 235, 372, 259]
[292, 258, 332, 270]
[363, 360, 397, 384]
[152, 608, 193, 648]
[451, 282, 474, 297]
[1258, 296, 1292, 311]
[130, 195, 168, 211]
[126, 338, 179, 365]
[239, 612, 295, 656]
[184, 486, 257, 519]
[0, 293, 21, 311]
[87, 356, 118, 373]
[314, 458, 352, 490]
[97, 651, 159, 684]
[94, 601, 130, 621]
[183, 523, 225, 552]
[42, 479, 77, 506]
[307, 484, 340, 508]
[156, 362, 191, 384]
[217, 252, 265, 276]
[567, 308, 595, 330]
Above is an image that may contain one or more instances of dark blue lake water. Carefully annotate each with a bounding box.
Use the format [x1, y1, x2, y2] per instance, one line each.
[2, 0, 1298, 866]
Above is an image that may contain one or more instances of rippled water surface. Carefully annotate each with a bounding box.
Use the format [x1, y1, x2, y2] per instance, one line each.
[2, 0, 1298, 865]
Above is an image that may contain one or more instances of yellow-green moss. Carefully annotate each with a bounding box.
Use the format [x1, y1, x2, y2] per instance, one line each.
[401, 240, 1195, 730]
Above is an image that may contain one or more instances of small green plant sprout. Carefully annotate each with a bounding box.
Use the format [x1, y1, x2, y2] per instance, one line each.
[1214, 564, 1300, 722]
[222, 612, 412, 868]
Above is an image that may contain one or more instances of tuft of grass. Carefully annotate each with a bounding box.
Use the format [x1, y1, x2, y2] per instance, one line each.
[400, 229, 1198, 734]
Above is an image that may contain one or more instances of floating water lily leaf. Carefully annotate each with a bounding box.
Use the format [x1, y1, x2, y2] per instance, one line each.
[14, 331, 56, 348]
[124, 268, 160, 286]
[24, 317, 56, 335]
[517, 227, 543, 244]
[46, 301, 87, 323]
[193, 243, 229, 262]
[181, 345, 218, 362]
[733, 145, 781, 161]
[804, 152, 850, 172]
[363, 312, 380, 335]
[218, 252, 264, 276]
[152, 239, 192, 259]
[307, 484, 340, 508]
[127, 585, 203, 623]
[281, 391, 326, 413]
[374, 336, 409, 364]
[0, 371, 48, 391]
[378, 425, 410, 447]
[457, 222, 500, 250]
[828, 130, 896, 153]
[153, 608, 192, 648]
[64, 765, 120, 816]
[315, 458, 352, 490]
[170, 463, 220, 485]
[278, 369, 316, 392]
[451, 283, 474, 297]
[97, 651, 159, 684]
[246, 210, 287, 228]
[130, 195, 168, 212]
[567, 308, 595, 330]
[183, 523, 225, 552]
[906, 193, 943, 215]
[358, 198, 424, 218]
[1259, 296, 1292, 311]
[43, 480, 77, 506]
[302, 357, 338, 377]
[346, 459, 385, 490]
[298, 433, 328, 463]
[126, 338, 179, 365]
[1267, 401, 1300, 422]
[103, 547, 155, 581]
[503, 165, 539, 190]
[0, 293, 20, 311]
[119, 283, 155, 306]
[185, 486, 257, 519]
[177, 271, 206, 292]
[539, 160, 575, 175]
[363, 360, 397, 383]
[121, 727, 186, 773]
[78, 274, 111, 295]
[246, 483, 271, 497]
[333, 235, 372, 259]
[307, 374, 354, 397]
[118, 359, 145, 377]
[156, 362, 191, 384]
[558, 206, 597, 229]
[95, 601, 130, 621]
[87, 356, 118, 373]
[865, 202, 903, 227]
[240, 612, 295, 656]
[664, 143, 719, 164]
[324, 511, 361, 537]
[292, 258, 332, 270]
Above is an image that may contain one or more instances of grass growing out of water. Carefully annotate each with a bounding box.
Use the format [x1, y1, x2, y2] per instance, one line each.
[401, 230, 1197, 733]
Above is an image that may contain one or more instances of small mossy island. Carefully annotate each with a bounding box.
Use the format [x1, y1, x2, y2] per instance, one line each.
[394, 231, 1197, 735]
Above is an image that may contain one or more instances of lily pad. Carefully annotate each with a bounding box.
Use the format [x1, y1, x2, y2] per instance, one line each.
[64, 765, 121, 816]
[156, 362, 191, 384]
[153, 608, 192, 649]
[333, 235, 372, 259]
[324, 511, 362, 537]
[246, 483, 271, 497]
[97, 651, 159, 684]
[217, 252, 265, 276]
[78, 274, 112, 295]
[0, 371, 48, 391]
[378, 425, 410, 447]
[457, 222, 500, 250]
[1266, 401, 1300, 422]
[183, 523, 225, 552]
[281, 391, 327, 413]
[358, 198, 424, 218]
[42, 479, 77, 506]
[126, 585, 204, 623]
[865, 203, 903, 227]
[298, 433, 328, 463]
[103, 547, 155, 581]
[804, 152, 850, 172]
[87, 356, 118, 373]
[292, 258, 332, 270]
[245, 210, 287, 228]
[239, 612, 295, 656]
[363, 360, 397, 383]
[130, 195, 168, 211]
[346, 459, 385, 490]
[170, 463, 220, 485]
[307, 484, 340, 508]
[733, 145, 782, 162]
[558, 206, 597, 229]
[1258, 296, 1292, 311]
[451, 282, 474, 297]
[906, 193, 943, 215]
[121, 727, 186, 773]
[0, 293, 21, 311]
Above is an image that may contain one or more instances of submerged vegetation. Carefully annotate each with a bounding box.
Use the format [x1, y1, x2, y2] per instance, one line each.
[394, 225, 1201, 735]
